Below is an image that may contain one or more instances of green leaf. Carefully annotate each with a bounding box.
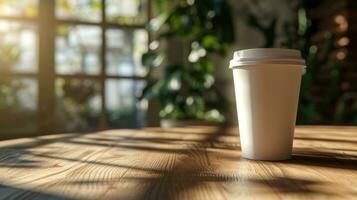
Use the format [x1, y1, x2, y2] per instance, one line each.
[142, 52, 158, 68]
[148, 12, 170, 32]
[164, 64, 183, 76]
[201, 35, 219, 50]
[139, 80, 164, 100]
[194, 57, 213, 73]
[211, 1, 235, 44]
[157, 31, 176, 40]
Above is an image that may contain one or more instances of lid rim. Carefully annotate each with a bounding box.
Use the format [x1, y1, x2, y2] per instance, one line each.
[230, 48, 306, 69]
[229, 61, 306, 69]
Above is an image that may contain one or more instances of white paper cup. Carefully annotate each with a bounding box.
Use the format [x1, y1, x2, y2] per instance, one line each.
[230, 48, 306, 160]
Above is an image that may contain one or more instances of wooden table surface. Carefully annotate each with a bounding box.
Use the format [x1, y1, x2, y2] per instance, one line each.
[0, 126, 356, 200]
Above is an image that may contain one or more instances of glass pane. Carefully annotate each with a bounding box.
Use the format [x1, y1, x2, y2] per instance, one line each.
[106, 29, 148, 76]
[0, 20, 37, 73]
[0, 0, 38, 18]
[56, 78, 101, 132]
[105, 0, 147, 25]
[106, 79, 146, 128]
[56, 0, 102, 22]
[0, 78, 37, 135]
[56, 25, 101, 75]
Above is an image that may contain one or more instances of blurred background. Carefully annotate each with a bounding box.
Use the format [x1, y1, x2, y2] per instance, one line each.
[0, 0, 356, 139]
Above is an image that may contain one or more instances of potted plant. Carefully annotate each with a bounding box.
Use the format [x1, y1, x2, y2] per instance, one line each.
[140, 0, 235, 127]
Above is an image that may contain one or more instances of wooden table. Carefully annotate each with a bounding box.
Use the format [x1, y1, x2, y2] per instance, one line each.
[0, 126, 356, 200]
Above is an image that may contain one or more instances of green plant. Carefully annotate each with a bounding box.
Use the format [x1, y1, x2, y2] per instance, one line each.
[140, 0, 235, 122]
[281, 0, 357, 124]
[246, 0, 356, 124]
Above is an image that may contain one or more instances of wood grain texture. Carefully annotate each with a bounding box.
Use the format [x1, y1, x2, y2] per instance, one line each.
[0, 126, 356, 200]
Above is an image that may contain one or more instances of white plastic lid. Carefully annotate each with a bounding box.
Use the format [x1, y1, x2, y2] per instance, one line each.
[229, 48, 306, 69]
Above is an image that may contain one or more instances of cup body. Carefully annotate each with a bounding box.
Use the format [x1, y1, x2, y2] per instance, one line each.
[230, 48, 305, 160]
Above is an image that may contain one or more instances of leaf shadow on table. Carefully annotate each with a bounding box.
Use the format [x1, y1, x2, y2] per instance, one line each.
[0, 183, 75, 200]
[87, 135, 238, 148]
[221, 136, 357, 171]
[55, 128, 239, 154]
[94, 127, 347, 199]
[119, 174, 333, 200]
[31, 152, 166, 173]
[50, 127, 330, 199]
[221, 148, 357, 171]
[286, 150, 357, 171]
[0, 127, 233, 171]
[289, 134, 357, 171]
[113, 157, 335, 198]
[0, 149, 43, 168]
[144, 127, 237, 135]
[0, 145, 167, 174]
[295, 136, 357, 145]
[0, 127, 356, 199]
[0, 134, 86, 169]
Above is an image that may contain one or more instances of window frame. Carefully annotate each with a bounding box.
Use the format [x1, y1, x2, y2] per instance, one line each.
[0, 0, 151, 135]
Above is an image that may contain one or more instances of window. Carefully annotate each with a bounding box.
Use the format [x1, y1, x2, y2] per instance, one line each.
[0, 0, 149, 136]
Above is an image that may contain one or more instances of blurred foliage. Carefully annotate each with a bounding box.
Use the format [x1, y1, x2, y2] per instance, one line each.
[0, 44, 20, 72]
[105, 0, 147, 25]
[0, 45, 35, 132]
[247, 14, 277, 48]
[57, 79, 100, 131]
[0, 0, 38, 17]
[56, 0, 102, 22]
[0, 78, 37, 133]
[140, 0, 235, 122]
[247, 0, 357, 124]
[107, 107, 142, 128]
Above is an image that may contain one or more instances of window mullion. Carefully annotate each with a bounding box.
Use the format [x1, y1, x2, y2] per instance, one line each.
[99, 0, 108, 129]
[37, 0, 55, 133]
